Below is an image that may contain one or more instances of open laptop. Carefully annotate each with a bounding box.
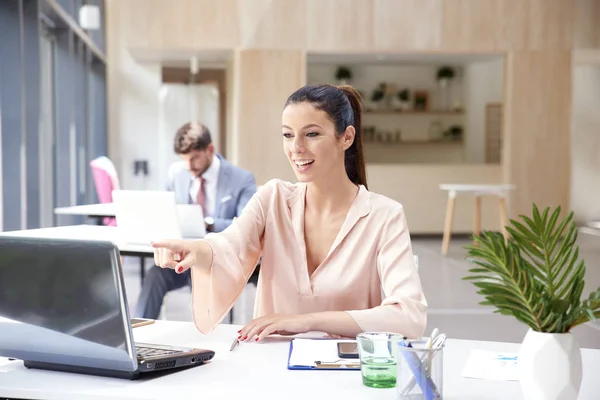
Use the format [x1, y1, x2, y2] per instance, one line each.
[0, 236, 215, 380]
[112, 190, 206, 244]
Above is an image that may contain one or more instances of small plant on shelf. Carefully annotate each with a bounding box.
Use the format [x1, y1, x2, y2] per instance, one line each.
[395, 89, 411, 111]
[367, 83, 387, 111]
[335, 66, 352, 85]
[436, 66, 455, 84]
[443, 125, 463, 141]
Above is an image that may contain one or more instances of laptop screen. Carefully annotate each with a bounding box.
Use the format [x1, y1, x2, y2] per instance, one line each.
[0, 237, 133, 367]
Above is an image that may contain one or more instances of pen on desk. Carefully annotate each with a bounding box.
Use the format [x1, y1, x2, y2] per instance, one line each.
[230, 337, 240, 351]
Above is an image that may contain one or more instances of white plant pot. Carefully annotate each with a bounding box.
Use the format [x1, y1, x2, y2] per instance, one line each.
[518, 329, 582, 400]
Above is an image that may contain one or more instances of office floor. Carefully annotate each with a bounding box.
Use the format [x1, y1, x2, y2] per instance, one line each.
[122, 233, 600, 349]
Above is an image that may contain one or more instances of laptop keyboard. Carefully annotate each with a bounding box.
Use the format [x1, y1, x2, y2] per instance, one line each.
[136, 346, 183, 360]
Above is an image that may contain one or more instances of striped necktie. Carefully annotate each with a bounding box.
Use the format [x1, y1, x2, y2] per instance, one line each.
[196, 176, 206, 215]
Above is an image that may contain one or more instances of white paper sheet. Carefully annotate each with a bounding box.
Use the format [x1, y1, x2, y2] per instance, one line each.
[0, 357, 17, 367]
[461, 349, 519, 381]
[288, 339, 356, 367]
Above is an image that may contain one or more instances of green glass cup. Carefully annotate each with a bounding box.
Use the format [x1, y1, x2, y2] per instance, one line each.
[357, 332, 405, 389]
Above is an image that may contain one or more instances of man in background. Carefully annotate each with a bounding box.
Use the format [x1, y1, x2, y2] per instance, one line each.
[134, 121, 257, 319]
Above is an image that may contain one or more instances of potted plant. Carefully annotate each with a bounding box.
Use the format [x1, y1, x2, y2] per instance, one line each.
[436, 66, 455, 110]
[436, 66, 455, 86]
[464, 205, 600, 400]
[368, 83, 387, 111]
[393, 89, 411, 111]
[443, 125, 463, 141]
[335, 66, 352, 85]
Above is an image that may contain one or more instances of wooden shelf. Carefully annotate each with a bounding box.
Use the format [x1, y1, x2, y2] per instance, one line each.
[364, 110, 464, 115]
[365, 139, 463, 145]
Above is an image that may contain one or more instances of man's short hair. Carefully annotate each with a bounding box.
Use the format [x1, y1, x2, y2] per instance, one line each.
[173, 122, 212, 154]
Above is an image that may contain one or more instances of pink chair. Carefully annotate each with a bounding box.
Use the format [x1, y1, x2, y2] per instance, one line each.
[90, 156, 120, 226]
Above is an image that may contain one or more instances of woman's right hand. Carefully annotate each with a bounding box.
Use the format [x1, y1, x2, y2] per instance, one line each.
[152, 239, 208, 274]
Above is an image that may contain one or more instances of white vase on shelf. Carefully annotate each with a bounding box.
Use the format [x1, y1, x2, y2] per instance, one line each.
[437, 78, 451, 111]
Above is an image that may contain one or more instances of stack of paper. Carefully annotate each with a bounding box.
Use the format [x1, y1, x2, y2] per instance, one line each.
[288, 339, 357, 368]
[461, 349, 519, 381]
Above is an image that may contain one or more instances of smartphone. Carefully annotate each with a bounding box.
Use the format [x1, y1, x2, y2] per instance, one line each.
[337, 341, 359, 359]
[130, 318, 155, 328]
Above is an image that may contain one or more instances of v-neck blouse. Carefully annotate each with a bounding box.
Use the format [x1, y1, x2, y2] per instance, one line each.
[190, 179, 427, 338]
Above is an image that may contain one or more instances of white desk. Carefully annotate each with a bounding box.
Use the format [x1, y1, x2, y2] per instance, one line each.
[0, 322, 598, 400]
[54, 203, 116, 224]
[0, 226, 236, 323]
[0, 224, 152, 254]
[0, 225, 152, 282]
[54, 203, 116, 217]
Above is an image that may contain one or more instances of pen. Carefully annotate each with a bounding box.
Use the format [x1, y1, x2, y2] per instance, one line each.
[230, 337, 239, 351]
[427, 328, 439, 371]
[315, 360, 360, 369]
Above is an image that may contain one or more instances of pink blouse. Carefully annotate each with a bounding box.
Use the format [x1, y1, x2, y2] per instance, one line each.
[190, 179, 427, 338]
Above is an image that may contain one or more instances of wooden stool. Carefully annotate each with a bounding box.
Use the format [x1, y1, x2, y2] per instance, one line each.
[439, 184, 515, 256]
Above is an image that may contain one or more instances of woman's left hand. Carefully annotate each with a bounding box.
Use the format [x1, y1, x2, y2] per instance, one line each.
[237, 314, 314, 342]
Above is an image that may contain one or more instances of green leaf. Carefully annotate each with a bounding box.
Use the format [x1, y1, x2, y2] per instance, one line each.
[463, 203, 594, 334]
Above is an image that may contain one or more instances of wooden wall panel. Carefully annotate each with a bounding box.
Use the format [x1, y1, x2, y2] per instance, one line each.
[441, 0, 507, 51]
[232, 50, 306, 185]
[441, 0, 573, 51]
[526, 0, 574, 50]
[373, 0, 442, 50]
[495, 0, 530, 51]
[574, 0, 600, 49]
[305, 0, 374, 51]
[116, 0, 578, 52]
[503, 51, 572, 218]
[122, 0, 240, 49]
[237, 0, 306, 49]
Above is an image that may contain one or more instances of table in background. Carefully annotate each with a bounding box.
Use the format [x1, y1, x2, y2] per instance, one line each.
[0, 322, 599, 400]
[0, 224, 151, 283]
[439, 183, 515, 256]
[54, 203, 116, 225]
[0, 225, 235, 323]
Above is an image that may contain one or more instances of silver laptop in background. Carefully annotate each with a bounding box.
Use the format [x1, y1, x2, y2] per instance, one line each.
[0, 236, 215, 380]
[112, 190, 206, 244]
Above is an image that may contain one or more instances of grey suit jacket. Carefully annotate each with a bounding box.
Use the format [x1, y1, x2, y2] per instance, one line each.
[166, 154, 257, 233]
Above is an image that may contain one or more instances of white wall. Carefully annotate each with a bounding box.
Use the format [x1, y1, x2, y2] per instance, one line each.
[116, 60, 162, 191]
[157, 84, 220, 190]
[570, 65, 600, 224]
[107, 11, 163, 192]
[464, 59, 504, 164]
[367, 164, 503, 234]
[108, 21, 221, 192]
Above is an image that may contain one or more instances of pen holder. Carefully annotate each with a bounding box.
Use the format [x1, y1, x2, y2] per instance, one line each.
[396, 341, 443, 400]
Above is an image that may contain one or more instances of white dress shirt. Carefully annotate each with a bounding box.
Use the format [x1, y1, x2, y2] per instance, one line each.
[189, 155, 220, 218]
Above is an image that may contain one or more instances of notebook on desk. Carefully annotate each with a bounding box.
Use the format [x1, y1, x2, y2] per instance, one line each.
[287, 338, 361, 370]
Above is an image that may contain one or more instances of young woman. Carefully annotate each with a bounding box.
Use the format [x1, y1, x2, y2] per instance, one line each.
[152, 84, 427, 341]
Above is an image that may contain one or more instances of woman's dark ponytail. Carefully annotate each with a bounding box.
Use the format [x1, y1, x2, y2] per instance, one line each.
[338, 85, 368, 189]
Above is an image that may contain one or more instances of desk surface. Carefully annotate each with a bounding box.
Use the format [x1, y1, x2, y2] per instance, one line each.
[0, 224, 153, 254]
[54, 203, 116, 217]
[0, 322, 598, 400]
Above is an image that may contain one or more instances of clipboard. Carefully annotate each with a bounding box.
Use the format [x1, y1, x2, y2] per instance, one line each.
[287, 338, 361, 371]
